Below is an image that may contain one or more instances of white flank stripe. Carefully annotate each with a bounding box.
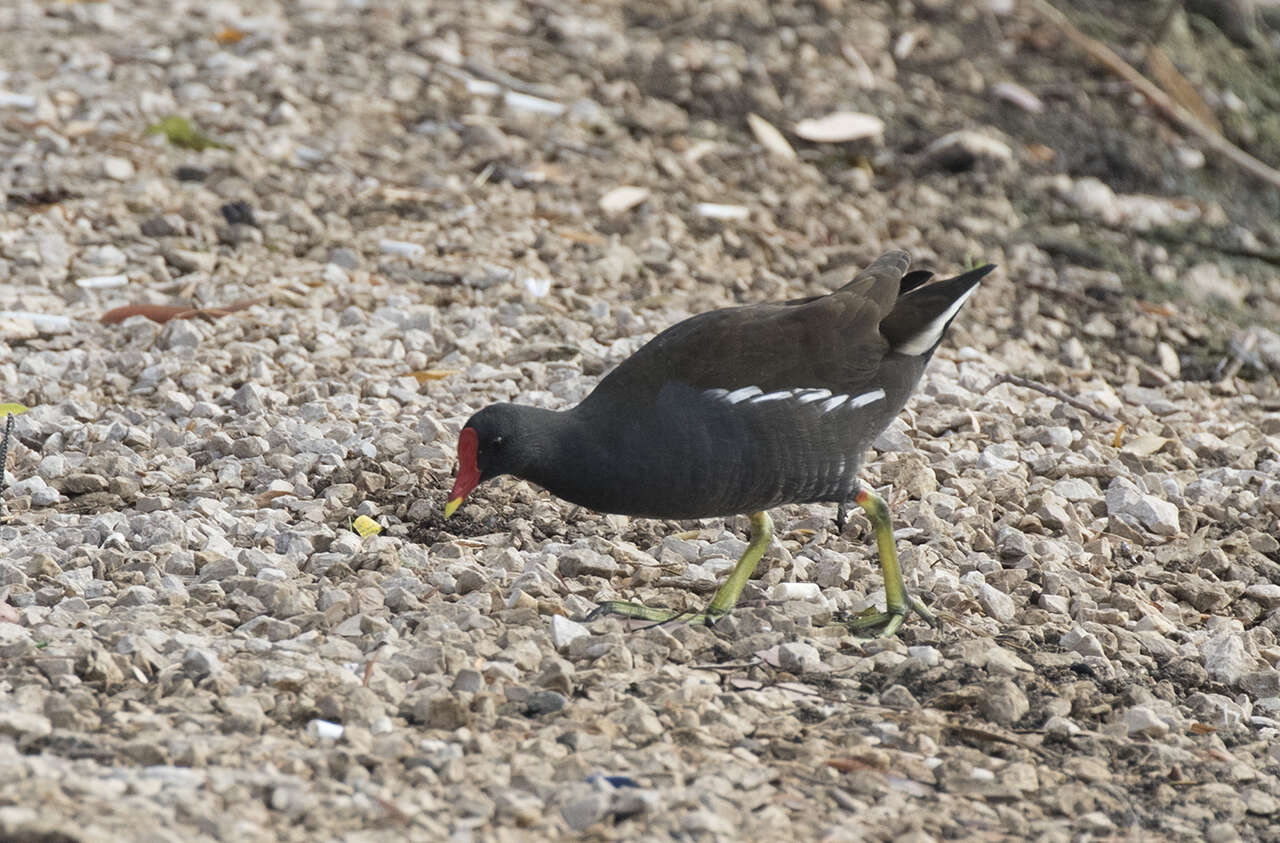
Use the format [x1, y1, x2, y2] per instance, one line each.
[704, 388, 729, 400]
[847, 388, 886, 409]
[725, 386, 763, 403]
[893, 285, 977, 356]
[751, 390, 792, 404]
[819, 394, 848, 413]
[796, 388, 831, 404]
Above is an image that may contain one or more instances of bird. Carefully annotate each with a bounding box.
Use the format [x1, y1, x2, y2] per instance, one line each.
[444, 250, 995, 636]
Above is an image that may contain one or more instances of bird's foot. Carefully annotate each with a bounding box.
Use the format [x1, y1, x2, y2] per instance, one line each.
[586, 600, 726, 627]
[583, 512, 772, 630]
[842, 593, 939, 638]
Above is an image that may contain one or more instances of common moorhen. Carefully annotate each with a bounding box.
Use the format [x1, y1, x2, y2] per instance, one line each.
[445, 250, 995, 636]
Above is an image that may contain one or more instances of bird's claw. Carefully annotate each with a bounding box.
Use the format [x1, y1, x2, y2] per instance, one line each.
[585, 600, 727, 628]
[842, 594, 939, 638]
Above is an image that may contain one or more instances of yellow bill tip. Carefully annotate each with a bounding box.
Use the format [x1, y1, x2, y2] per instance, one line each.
[443, 497, 462, 519]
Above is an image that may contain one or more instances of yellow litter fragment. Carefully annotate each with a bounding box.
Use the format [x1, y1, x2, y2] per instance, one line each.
[409, 370, 459, 384]
[0, 403, 29, 416]
[353, 515, 383, 537]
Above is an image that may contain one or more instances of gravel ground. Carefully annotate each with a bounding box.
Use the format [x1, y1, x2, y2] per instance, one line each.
[3, 1, 1280, 840]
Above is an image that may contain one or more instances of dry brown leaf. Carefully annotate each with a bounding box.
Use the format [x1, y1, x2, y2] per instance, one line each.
[215, 27, 246, 45]
[408, 369, 459, 384]
[1136, 300, 1177, 317]
[1188, 722, 1217, 735]
[1112, 423, 1126, 449]
[1026, 143, 1056, 163]
[255, 490, 296, 506]
[101, 299, 262, 325]
[557, 228, 606, 246]
[826, 757, 884, 774]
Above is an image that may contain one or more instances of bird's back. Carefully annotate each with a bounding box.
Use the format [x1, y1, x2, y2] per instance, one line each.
[548, 252, 992, 518]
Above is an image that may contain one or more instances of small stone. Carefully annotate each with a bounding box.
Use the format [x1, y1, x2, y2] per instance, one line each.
[62, 473, 110, 494]
[907, 645, 942, 667]
[1044, 716, 1081, 738]
[980, 678, 1029, 725]
[524, 690, 568, 715]
[182, 647, 222, 678]
[1238, 671, 1280, 697]
[562, 793, 610, 831]
[114, 585, 157, 607]
[1000, 761, 1039, 793]
[1245, 583, 1280, 609]
[221, 695, 267, 735]
[102, 156, 135, 181]
[1157, 342, 1180, 378]
[306, 719, 345, 741]
[881, 684, 918, 709]
[140, 214, 184, 237]
[1105, 478, 1180, 536]
[451, 669, 485, 693]
[1054, 478, 1100, 502]
[1039, 593, 1070, 614]
[1078, 811, 1115, 833]
[777, 641, 823, 673]
[0, 711, 53, 739]
[557, 548, 618, 578]
[415, 694, 470, 730]
[978, 583, 1017, 622]
[1201, 632, 1250, 685]
[770, 581, 822, 602]
[1061, 626, 1106, 658]
[1244, 788, 1279, 815]
[552, 615, 590, 651]
[1125, 705, 1170, 738]
[232, 382, 268, 414]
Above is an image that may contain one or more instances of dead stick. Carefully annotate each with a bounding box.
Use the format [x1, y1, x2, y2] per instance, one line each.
[1216, 329, 1257, 383]
[1028, 0, 1280, 191]
[993, 373, 1119, 423]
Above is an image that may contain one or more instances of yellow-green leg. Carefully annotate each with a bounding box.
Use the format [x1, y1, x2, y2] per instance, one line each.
[845, 488, 938, 637]
[589, 511, 774, 625]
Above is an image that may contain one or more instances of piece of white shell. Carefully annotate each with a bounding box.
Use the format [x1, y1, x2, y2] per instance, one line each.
[794, 112, 884, 143]
[746, 113, 796, 161]
[599, 185, 650, 215]
[75, 274, 129, 290]
[695, 203, 750, 220]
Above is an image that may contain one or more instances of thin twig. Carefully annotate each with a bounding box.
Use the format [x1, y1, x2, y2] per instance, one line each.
[1044, 212, 1280, 268]
[1022, 280, 1103, 309]
[1029, 0, 1280, 191]
[992, 373, 1119, 423]
[1215, 329, 1258, 382]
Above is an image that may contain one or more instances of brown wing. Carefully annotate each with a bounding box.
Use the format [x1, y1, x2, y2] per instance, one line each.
[584, 251, 910, 408]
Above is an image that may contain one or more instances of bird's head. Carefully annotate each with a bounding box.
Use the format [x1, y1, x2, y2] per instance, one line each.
[444, 403, 535, 518]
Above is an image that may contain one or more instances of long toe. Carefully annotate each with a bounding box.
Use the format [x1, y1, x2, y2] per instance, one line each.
[586, 600, 683, 624]
[844, 593, 939, 638]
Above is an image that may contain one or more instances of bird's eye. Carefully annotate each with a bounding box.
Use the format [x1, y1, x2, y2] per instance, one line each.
[493, 436, 504, 448]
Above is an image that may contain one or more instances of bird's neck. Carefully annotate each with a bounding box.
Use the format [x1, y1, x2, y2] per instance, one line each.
[507, 403, 629, 511]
